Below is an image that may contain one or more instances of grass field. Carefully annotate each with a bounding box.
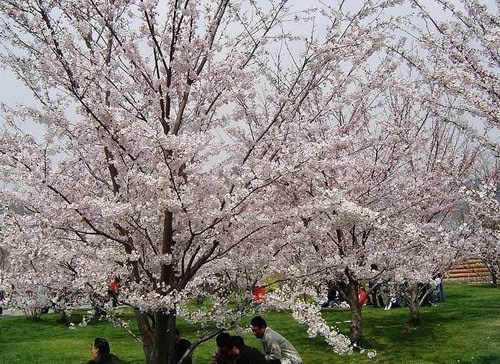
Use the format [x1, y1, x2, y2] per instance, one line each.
[0, 283, 498, 363]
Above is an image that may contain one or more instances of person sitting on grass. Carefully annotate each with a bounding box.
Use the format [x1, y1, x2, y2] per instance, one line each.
[250, 316, 302, 364]
[211, 331, 235, 364]
[229, 335, 266, 364]
[88, 337, 120, 364]
[175, 328, 193, 364]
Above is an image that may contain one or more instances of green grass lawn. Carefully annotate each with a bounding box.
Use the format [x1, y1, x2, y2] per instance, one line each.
[0, 283, 498, 363]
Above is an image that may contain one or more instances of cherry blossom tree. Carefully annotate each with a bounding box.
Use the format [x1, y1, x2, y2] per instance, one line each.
[391, 0, 500, 303]
[0, 0, 412, 361]
[398, 0, 500, 152]
[0, 0, 317, 362]
[264, 84, 479, 340]
[201, 0, 476, 346]
[462, 156, 500, 286]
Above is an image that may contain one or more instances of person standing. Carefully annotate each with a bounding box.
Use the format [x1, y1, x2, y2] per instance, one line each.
[250, 316, 302, 364]
[0, 286, 4, 315]
[107, 277, 121, 308]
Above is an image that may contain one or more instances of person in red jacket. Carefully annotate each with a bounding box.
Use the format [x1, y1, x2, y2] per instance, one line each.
[107, 277, 121, 308]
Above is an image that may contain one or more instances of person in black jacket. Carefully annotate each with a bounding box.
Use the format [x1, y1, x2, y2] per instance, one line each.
[175, 329, 193, 364]
[88, 337, 120, 364]
[212, 332, 235, 364]
[230, 335, 266, 364]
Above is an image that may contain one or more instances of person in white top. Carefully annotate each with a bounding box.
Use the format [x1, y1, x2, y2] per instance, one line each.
[250, 316, 302, 364]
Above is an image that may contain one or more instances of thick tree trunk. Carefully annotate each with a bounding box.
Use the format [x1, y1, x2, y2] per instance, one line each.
[345, 269, 363, 344]
[153, 311, 177, 364]
[136, 309, 177, 364]
[408, 283, 421, 325]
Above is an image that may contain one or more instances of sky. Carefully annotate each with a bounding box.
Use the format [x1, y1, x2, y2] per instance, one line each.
[0, 0, 498, 139]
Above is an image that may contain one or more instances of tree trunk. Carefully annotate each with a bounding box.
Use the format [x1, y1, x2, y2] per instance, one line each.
[136, 309, 177, 364]
[408, 283, 420, 325]
[153, 311, 177, 364]
[57, 310, 68, 323]
[133, 208, 179, 364]
[345, 269, 363, 344]
[136, 310, 154, 364]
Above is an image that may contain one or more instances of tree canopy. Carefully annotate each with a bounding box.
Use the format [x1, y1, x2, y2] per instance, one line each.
[0, 1, 498, 363]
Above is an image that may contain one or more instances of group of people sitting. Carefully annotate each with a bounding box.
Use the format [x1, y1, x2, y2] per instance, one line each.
[320, 277, 446, 310]
[88, 316, 301, 364]
[209, 316, 302, 364]
[210, 332, 265, 364]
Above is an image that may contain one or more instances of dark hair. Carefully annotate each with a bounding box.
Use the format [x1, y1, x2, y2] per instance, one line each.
[93, 337, 110, 355]
[250, 316, 267, 328]
[216, 332, 232, 348]
[231, 335, 245, 350]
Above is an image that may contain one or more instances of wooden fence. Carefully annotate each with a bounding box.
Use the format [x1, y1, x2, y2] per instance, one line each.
[445, 258, 493, 282]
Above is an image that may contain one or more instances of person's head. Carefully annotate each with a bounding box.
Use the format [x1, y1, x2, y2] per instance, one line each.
[216, 332, 231, 347]
[229, 335, 245, 355]
[91, 337, 110, 358]
[215, 332, 232, 355]
[250, 316, 267, 339]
